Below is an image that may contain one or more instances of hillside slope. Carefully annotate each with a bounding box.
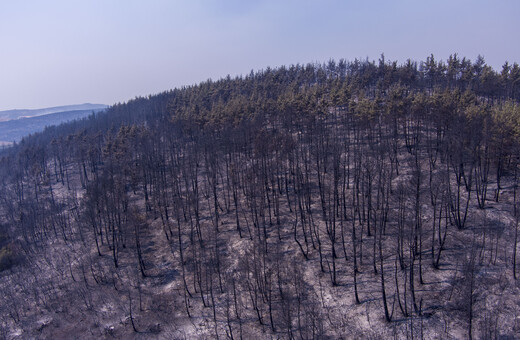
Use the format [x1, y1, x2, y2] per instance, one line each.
[0, 56, 520, 339]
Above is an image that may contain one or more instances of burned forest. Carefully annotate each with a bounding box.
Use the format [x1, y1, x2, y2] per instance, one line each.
[1, 55, 520, 339]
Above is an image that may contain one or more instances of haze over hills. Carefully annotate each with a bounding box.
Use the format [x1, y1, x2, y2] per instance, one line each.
[0, 104, 107, 146]
[0, 103, 107, 122]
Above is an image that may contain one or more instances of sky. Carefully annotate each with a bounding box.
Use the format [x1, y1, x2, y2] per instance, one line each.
[0, 0, 519, 111]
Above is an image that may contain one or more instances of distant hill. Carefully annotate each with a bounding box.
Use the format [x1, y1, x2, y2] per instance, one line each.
[0, 103, 107, 122]
[0, 107, 106, 145]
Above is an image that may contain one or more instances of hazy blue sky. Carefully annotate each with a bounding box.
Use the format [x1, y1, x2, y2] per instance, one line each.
[1, 0, 519, 111]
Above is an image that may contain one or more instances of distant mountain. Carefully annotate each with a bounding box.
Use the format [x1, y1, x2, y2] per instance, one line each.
[0, 107, 106, 145]
[0, 103, 107, 122]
